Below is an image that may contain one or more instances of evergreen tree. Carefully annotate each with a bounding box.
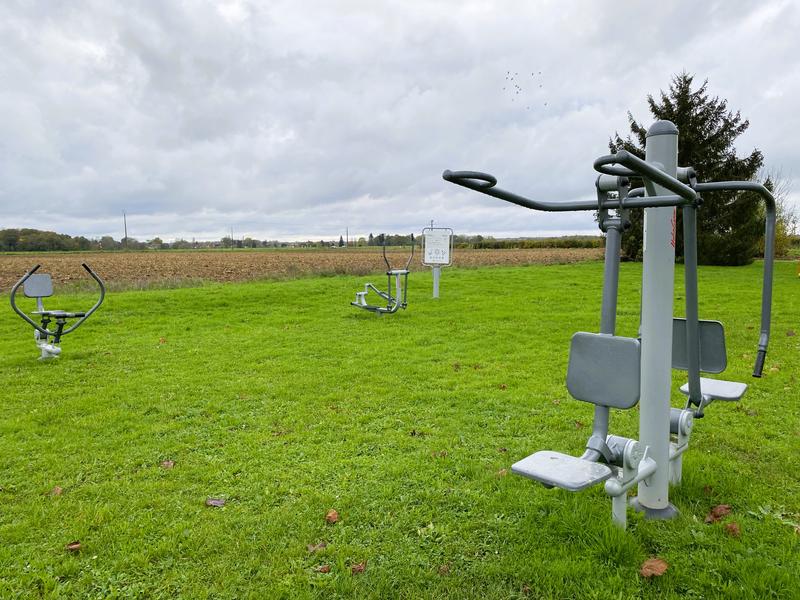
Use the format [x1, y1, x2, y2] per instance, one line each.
[338, 235, 344, 247]
[610, 73, 764, 265]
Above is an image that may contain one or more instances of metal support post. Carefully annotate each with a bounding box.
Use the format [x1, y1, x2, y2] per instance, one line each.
[432, 266, 441, 299]
[631, 121, 679, 520]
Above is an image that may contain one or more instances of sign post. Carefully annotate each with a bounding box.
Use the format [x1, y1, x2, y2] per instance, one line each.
[422, 226, 453, 299]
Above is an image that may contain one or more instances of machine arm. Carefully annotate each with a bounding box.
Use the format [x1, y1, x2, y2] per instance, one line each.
[693, 181, 776, 377]
[10, 264, 49, 335]
[61, 263, 106, 335]
[9, 263, 106, 337]
[442, 170, 689, 212]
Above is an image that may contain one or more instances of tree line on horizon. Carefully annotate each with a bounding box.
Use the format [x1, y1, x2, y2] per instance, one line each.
[0, 228, 612, 252]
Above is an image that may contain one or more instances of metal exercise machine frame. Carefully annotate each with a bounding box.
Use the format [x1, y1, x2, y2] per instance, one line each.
[351, 234, 415, 314]
[443, 120, 776, 527]
[11, 263, 106, 359]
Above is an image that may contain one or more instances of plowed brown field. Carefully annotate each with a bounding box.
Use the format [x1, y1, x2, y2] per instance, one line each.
[0, 248, 602, 290]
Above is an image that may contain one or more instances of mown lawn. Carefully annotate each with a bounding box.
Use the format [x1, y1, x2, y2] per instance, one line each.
[0, 260, 797, 599]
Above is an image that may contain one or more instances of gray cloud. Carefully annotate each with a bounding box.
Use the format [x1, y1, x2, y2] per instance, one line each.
[1, 0, 798, 242]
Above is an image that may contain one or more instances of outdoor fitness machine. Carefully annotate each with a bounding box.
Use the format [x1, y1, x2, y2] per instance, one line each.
[422, 225, 453, 299]
[10, 263, 106, 359]
[351, 234, 415, 314]
[443, 120, 776, 528]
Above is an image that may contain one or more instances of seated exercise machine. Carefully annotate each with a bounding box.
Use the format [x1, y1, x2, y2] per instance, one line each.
[351, 234, 415, 315]
[10, 263, 106, 360]
[443, 120, 776, 528]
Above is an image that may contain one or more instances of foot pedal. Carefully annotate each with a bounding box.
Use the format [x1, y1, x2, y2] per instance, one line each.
[511, 451, 613, 492]
[680, 377, 747, 402]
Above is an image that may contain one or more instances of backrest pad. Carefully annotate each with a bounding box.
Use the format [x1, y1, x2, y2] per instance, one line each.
[23, 274, 54, 298]
[566, 332, 641, 409]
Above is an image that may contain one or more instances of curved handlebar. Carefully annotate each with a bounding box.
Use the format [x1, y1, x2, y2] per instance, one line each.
[379, 234, 416, 271]
[62, 263, 106, 335]
[594, 151, 699, 203]
[9, 263, 106, 337]
[443, 169, 689, 212]
[9, 264, 45, 334]
[693, 181, 775, 377]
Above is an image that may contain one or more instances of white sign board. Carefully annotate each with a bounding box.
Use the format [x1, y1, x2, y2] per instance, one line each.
[422, 228, 453, 266]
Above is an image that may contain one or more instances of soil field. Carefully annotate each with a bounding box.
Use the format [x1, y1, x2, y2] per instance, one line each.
[0, 247, 602, 290]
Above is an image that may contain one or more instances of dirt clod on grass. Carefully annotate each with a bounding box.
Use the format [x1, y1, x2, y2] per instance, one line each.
[640, 557, 669, 578]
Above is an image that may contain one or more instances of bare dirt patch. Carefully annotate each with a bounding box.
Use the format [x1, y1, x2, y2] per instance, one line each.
[0, 247, 602, 290]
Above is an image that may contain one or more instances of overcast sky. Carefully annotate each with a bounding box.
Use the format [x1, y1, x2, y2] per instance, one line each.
[1, 0, 798, 242]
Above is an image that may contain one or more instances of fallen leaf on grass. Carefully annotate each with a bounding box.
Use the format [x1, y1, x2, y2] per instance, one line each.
[160, 460, 175, 469]
[705, 504, 732, 523]
[431, 450, 447, 458]
[452, 363, 461, 371]
[497, 469, 508, 477]
[574, 420, 584, 429]
[307, 541, 327, 553]
[159, 337, 167, 344]
[725, 522, 741, 538]
[787, 329, 796, 337]
[702, 485, 713, 496]
[499, 383, 508, 390]
[640, 557, 668, 578]
[498, 447, 508, 453]
[50, 486, 63, 496]
[65, 541, 81, 553]
[316, 565, 331, 573]
[351, 561, 366, 574]
[205, 497, 226, 508]
[521, 584, 532, 596]
[438, 563, 451, 575]
[325, 509, 339, 524]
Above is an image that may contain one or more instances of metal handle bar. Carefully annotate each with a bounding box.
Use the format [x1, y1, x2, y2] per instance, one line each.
[594, 151, 699, 203]
[9, 264, 47, 334]
[9, 263, 106, 337]
[442, 170, 689, 211]
[693, 181, 775, 377]
[61, 263, 106, 335]
[380, 233, 416, 271]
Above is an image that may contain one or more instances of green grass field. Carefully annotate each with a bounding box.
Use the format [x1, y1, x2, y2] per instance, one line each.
[1, 261, 798, 599]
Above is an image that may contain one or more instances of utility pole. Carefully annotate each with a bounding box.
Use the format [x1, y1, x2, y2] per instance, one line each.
[123, 211, 128, 249]
[346, 227, 349, 248]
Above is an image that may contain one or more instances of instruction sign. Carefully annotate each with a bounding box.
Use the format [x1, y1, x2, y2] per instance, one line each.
[422, 228, 453, 266]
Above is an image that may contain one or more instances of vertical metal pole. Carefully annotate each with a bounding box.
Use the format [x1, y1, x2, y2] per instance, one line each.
[600, 226, 621, 335]
[395, 274, 402, 307]
[632, 121, 679, 519]
[432, 266, 441, 299]
[682, 205, 702, 410]
[612, 494, 627, 528]
[582, 222, 620, 461]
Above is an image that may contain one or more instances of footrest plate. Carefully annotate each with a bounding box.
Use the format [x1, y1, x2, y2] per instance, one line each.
[511, 450, 613, 492]
[680, 377, 747, 401]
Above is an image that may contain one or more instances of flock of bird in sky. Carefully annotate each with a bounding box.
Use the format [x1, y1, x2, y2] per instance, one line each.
[503, 70, 547, 110]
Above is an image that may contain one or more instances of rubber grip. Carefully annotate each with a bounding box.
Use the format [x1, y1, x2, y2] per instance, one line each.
[753, 349, 766, 378]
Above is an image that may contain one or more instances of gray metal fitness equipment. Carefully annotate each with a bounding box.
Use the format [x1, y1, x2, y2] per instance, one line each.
[443, 120, 776, 528]
[10, 263, 106, 360]
[351, 234, 415, 314]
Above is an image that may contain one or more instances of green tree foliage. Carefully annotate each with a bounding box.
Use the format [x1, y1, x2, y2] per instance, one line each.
[610, 73, 765, 265]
